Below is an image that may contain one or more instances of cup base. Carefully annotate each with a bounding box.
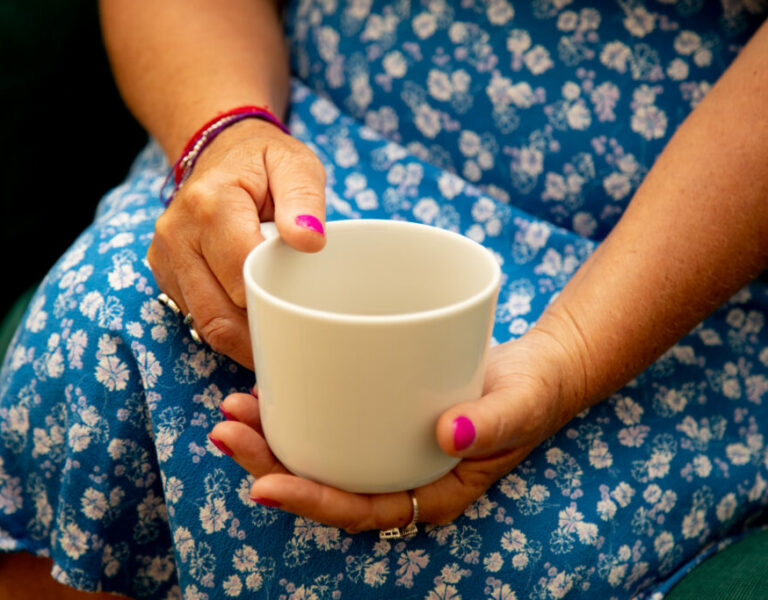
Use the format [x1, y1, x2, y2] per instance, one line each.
[280, 456, 461, 494]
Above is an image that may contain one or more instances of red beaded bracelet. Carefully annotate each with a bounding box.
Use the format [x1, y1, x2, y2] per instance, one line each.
[160, 105, 289, 206]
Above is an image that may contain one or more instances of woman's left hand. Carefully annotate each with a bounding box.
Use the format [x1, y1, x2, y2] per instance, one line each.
[208, 326, 586, 531]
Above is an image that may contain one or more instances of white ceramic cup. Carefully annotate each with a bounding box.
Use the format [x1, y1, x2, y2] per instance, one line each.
[243, 219, 501, 493]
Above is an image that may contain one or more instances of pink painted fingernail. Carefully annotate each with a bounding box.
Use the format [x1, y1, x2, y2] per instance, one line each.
[453, 416, 476, 451]
[250, 385, 259, 398]
[219, 406, 238, 422]
[295, 214, 324, 235]
[208, 435, 234, 456]
[251, 496, 281, 508]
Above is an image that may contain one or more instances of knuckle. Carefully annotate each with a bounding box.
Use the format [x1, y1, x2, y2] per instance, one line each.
[345, 499, 380, 533]
[267, 140, 294, 165]
[179, 180, 219, 223]
[285, 182, 325, 205]
[197, 314, 238, 354]
[146, 240, 160, 272]
[153, 212, 174, 242]
[355, 518, 381, 535]
[273, 141, 327, 185]
[341, 516, 368, 535]
[148, 222, 174, 278]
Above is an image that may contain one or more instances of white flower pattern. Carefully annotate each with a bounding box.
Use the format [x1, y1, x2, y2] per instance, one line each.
[0, 1, 766, 599]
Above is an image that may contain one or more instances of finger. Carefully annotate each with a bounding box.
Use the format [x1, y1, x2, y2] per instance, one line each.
[219, 392, 262, 431]
[150, 231, 254, 367]
[435, 383, 556, 458]
[174, 249, 254, 368]
[147, 215, 194, 320]
[248, 446, 529, 530]
[413, 448, 529, 524]
[249, 474, 416, 533]
[196, 183, 270, 308]
[264, 140, 327, 252]
[208, 421, 289, 478]
[153, 283, 189, 325]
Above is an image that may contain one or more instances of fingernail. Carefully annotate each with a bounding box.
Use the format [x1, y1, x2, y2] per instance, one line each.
[208, 435, 234, 456]
[250, 385, 259, 398]
[453, 416, 476, 452]
[251, 496, 281, 508]
[219, 406, 238, 422]
[295, 214, 324, 235]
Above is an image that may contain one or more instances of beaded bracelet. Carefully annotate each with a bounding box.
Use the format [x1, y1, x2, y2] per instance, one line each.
[159, 105, 290, 206]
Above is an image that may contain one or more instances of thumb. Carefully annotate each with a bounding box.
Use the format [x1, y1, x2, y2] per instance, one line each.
[264, 138, 327, 252]
[435, 379, 558, 458]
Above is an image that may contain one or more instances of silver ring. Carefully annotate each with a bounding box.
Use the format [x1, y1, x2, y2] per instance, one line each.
[379, 490, 418, 540]
[184, 313, 202, 343]
[159, 295, 202, 344]
[157, 292, 181, 315]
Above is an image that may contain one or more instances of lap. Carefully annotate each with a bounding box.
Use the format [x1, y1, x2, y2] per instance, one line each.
[1, 82, 766, 599]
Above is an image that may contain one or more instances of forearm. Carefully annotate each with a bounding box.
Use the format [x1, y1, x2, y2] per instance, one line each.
[537, 20, 768, 411]
[99, 0, 290, 161]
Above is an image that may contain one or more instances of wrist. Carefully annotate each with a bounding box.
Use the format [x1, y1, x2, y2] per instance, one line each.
[521, 309, 592, 426]
[206, 115, 289, 148]
[161, 106, 289, 206]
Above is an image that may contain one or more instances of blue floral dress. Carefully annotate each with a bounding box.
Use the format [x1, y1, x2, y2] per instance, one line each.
[1, 1, 767, 599]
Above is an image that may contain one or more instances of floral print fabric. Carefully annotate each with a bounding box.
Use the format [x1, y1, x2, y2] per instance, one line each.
[287, 0, 767, 241]
[1, 1, 768, 599]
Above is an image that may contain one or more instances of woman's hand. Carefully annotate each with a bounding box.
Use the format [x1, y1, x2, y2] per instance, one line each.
[209, 324, 588, 532]
[148, 118, 327, 368]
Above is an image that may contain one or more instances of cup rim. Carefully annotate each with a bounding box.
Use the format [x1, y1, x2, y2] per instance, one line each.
[243, 219, 501, 324]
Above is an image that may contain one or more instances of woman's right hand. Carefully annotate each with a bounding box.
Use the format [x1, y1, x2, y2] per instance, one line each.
[147, 118, 327, 368]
